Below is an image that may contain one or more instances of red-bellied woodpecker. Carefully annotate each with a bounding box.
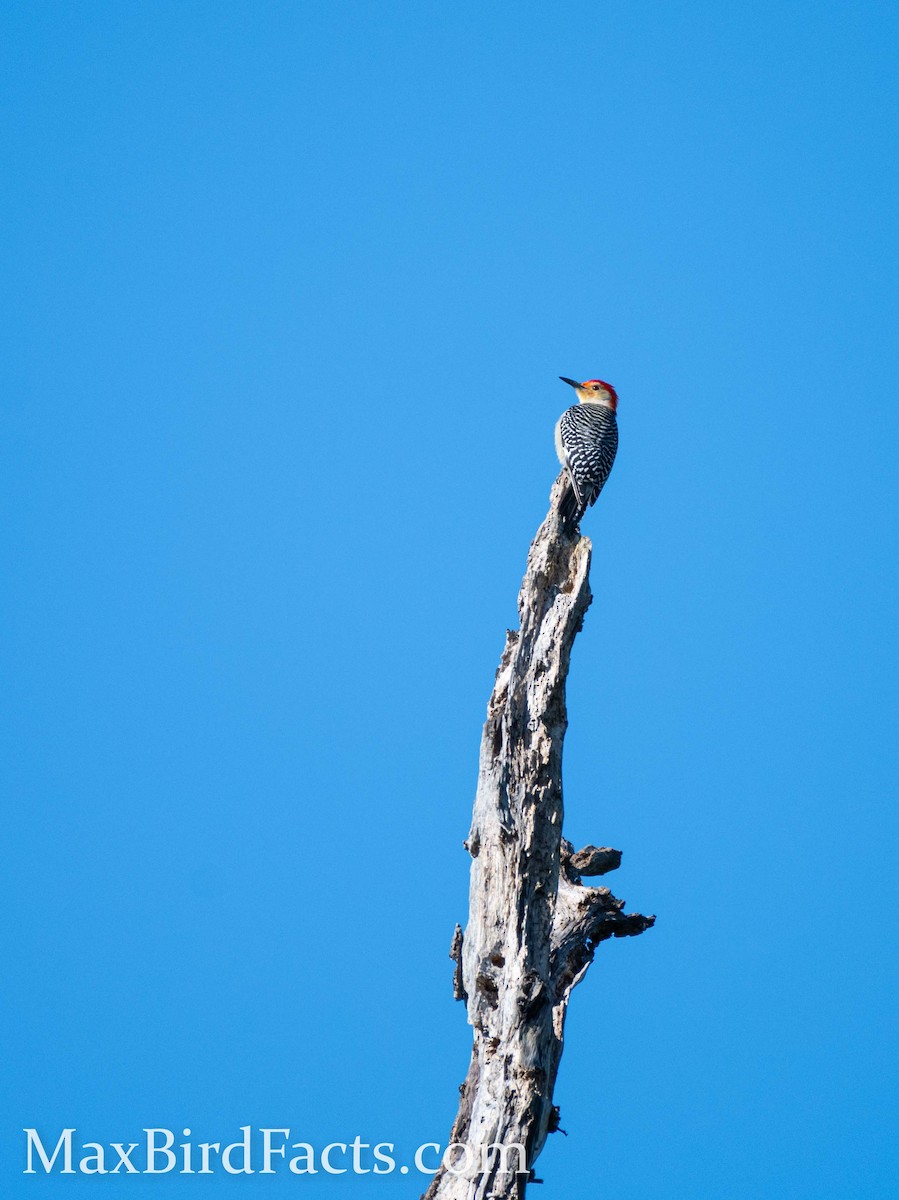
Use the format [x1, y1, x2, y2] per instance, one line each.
[555, 376, 619, 533]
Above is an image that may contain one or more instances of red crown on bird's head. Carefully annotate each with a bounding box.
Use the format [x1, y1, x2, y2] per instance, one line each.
[581, 379, 618, 410]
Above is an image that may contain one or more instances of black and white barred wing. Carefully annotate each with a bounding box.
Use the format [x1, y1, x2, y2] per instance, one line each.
[556, 404, 619, 530]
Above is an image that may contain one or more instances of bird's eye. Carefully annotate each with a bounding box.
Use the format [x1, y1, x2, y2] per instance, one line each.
[592, 385, 600, 391]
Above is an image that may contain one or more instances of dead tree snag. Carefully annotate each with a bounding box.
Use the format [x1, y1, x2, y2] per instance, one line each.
[425, 473, 654, 1200]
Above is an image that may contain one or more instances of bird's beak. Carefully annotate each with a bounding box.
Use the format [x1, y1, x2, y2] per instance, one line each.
[559, 377, 580, 389]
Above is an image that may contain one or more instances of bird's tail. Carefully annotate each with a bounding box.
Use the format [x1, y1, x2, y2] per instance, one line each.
[558, 481, 587, 536]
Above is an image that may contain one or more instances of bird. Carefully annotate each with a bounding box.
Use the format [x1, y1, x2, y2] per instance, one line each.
[555, 376, 619, 533]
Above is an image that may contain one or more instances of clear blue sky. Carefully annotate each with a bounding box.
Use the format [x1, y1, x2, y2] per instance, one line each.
[2, 2, 898, 1196]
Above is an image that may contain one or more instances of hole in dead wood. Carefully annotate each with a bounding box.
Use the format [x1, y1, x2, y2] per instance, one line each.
[476, 972, 499, 1000]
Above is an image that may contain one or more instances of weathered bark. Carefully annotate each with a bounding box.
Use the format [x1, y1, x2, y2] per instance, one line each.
[425, 473, 654, 1200]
